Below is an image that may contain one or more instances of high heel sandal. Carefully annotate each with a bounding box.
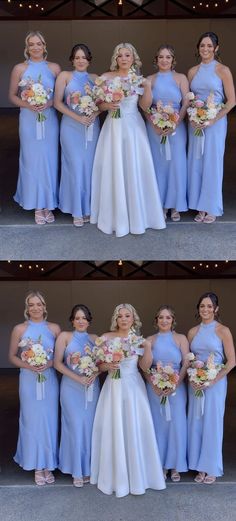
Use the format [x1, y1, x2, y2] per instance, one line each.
[35, 210, 46, 225]
[194, 212, 205, 223]
[194, 472, 205, 483]
[203, 475, 216, 484]
[44, 470, 55, 484]
[73, 217, 84, 227]
[44, 210, 55, 223]
[73, 477, 83, 488]
[171, 470, 181, 482]
[83, 215, 90, 223]
[203, 214, 216, 224]
[83, 476, 90, 484]
[171, 210, 180, 222]
[35, 470, 46, 486]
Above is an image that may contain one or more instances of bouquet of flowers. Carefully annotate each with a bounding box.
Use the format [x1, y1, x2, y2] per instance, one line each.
[94, 333, 144, 378]
[19, 336, 51, 382]
[148, 361, 179, 405]
[91, 69, 144, 118]
[148, 101, 179, 144]
[19, 74, 52, 124]
[67, 344, 98, 378]
[186, 91, 224, 136]
[187, 352, 224, 398]
[67, 90, 99, 117]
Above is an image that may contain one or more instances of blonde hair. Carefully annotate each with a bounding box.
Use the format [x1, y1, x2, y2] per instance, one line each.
[24, 290, 48, 320]
[110, 43, 142, 72]
[110, 303, 142, 333]
[24, 31, 47, 60]
[154, 305, 177, 331]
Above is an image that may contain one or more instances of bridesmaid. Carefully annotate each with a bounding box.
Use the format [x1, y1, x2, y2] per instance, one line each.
[54, 44, 100, 227]
[146, 305, 189, 481]
[9, 31, 60, 224]
[54, 304, 100, 487]
[187, 32, 235, 223]
[9, 291, 60, 485]
[146, 45, 189, 221]
[187, 292, 235, 483]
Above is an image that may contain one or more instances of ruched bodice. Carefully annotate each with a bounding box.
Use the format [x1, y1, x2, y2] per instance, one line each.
[152, 332, 182, 370]
[190, 321, 225, 364]
[190, 60, 225, 103]
[152, 72, 182, 110]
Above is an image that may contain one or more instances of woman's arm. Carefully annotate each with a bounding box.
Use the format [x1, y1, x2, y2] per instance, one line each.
[54, 71, 95, 126]
[8, 324, 46, 372]
[9, 63, 34, 109]
[214, 64, 236, 120]
[175, 333, 190, 384]
[138, 339, 153, 372]
[139, 77, 153, 112]
[54, 332, 95, 385]
[214, 325, 236, 382]
[177, 73, 190, 123]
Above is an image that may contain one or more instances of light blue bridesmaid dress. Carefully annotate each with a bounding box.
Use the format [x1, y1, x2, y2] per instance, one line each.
[59, 71, 100, 218]
[188, 321, 227, 476]
[146, 332, 188, 472]
[146, 72, 188, 212]
[187, 60, 227, 216]
[14, 60, 59, 210]
[59, 331, 100, 478]
[14, 320, 59, 470]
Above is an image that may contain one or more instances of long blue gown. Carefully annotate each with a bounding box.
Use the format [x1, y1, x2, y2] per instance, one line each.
[14, 60, 59, 210]
[59, 71, 100, 219]
[188, 321, 227, 476]
[146, 72, 188, 212]
[59, 331, 100, 478]
[146, 332, 188, 472]
[187, 60, 227, 216]
[14, 320, 59, 470]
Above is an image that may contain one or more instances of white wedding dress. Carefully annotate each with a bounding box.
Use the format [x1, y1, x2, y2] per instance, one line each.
[90, 94, 166, 237]
[90, 354, 166, 497]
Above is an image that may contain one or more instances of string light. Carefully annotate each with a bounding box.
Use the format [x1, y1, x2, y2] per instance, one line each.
[118, 260, 123, 266]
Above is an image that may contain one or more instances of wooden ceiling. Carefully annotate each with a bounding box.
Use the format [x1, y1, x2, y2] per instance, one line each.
[0, 0, 235, 19]
[0, 261, 235, 279]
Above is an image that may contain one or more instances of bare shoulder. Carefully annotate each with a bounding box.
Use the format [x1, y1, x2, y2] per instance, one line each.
[102, 72, 115, 79]
[57, 330, 72, 342]
[47, 322, 61, 336]
[216, 322, 232, 337]
[216, 62, 232, 79]
[174, 71, 187, 81]
[47, 61, 61, 76]
[57, 70, 71, 80]
[188, 325, 198, 340]
[102, 331, 114, 338]
[188, 65, 198, 80]
[12, 322, 27, 336]
[89, 73, 98, 81]
[11, 62, 27, 75]
[174, 331, 187, 343]
[146, 334, 156, 344]
[89, 333, 98, 342]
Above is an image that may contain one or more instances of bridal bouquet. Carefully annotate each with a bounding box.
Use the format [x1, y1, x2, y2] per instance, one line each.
[187, 352, 224, 398]
[67, 344, 98, 377]
[186, 91, 224, 136]
[67, 90, 99, 117]
[19, 74, 52, 123]
[94, 333, 144, 378]
[19, 336, 53, 400]
[148, 101, 179, 144]
[148, 361, 179, 405]
[91, 70, 144, 118]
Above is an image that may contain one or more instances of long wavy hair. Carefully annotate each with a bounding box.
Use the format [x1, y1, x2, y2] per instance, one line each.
[24, 290, 48, 320]
[24, 30, 47, 60]
[110, 43, 142, 72]
[110, 303, 142, 334]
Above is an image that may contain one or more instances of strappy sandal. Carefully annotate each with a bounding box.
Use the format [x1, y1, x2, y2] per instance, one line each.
[35, 470, 46, 486]
[194, 472, 205, 483]
[83, 476, 90, 484]
[44, 470, 55, 484]
[194, 211, 205, 223]
[35, 210, 46, 225]
[83, 215, 90, 223]
[171, 470, 181, 482]
[203, 475, 216, 484]
[171, 210, 180, 222]
[44, 210, 55, 223]
[73, 477, 83, 488]
[203, 214, 216, 224]
[73, 217, 84, 227]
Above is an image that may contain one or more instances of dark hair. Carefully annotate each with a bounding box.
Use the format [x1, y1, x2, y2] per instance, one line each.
[196, 292, 219, 320]
[154, 305, 177, 331]
[69, 304, 92, 323]
[69, 43, 92, 63]
[196, 32, 221, 62]
[155, 44, 176, 70]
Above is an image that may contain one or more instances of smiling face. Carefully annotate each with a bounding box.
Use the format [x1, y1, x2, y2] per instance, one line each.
[116, 307, 134, 333]
[72, 309, 89, 332]
[116, 47, 134, 72]
[27, 35, 45, 61]
[198, 297, 217, 323]
[73, 48, 89, 72]
[156, 308, 174, 332]
[27, 296, 45, 322]
[156, 48, 173, 72]
[198, 36, 218, 63]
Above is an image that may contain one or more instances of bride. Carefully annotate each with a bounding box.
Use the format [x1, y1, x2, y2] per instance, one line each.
[90, 43, 166, 237]
[90, 304, 166, 497]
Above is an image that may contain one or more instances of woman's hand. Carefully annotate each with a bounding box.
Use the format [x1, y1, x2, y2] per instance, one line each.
[78, 114, 96, 126]
[79, 375, 96, 386]
[30, 364, 49, 373]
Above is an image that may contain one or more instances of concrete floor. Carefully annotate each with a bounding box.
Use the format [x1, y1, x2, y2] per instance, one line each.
[0, 109, 236, 260]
